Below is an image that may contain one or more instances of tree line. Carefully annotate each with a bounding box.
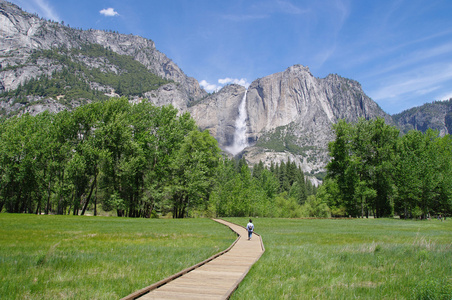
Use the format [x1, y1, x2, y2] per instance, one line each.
[320, 117, 452, 218]
[0, 98, 320, 218]
[0, 98, 220, 217]
[211, 158, 320, 218]
[4, 101, 445, 219]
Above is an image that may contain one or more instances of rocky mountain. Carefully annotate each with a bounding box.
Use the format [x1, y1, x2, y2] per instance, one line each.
[195, 65, 392, 176]
[0, 0, 205, 114]
[1, 1, 449, 180]
[189, 84, 247, 148]
[393, 99, 452, 136]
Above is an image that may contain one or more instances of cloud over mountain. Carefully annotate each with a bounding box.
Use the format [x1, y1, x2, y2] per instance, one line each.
[100, 7, 118, 17]
[200, 78, 250, 93]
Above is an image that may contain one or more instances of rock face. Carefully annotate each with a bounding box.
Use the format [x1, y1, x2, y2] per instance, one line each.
[0, 0, 206, 102]
[195, 65, 392, 173]
[393, 99, 452, 136]
[1, 1, 448, 177]
[247, 65, 392, 135]
[189, 84, 246, 151]
[248, 66, 382, 143]
[143, 83, 190, 112]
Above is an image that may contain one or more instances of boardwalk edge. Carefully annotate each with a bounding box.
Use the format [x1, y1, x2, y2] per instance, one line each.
[120, 219, 240, 300]
[220, 220, 266, 299]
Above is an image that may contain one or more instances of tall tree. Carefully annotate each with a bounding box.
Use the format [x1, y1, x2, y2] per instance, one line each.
[326, 119, 356, 215]
[326, 118, 399, 217]
[168, 130, 221, 218]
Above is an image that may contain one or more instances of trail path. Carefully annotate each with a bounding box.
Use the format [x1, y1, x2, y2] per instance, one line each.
[122, 219, 264, 300]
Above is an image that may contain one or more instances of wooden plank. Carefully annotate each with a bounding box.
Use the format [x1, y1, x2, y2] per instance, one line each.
[140, 290, 223, 300]
[123, 219, 264, 300]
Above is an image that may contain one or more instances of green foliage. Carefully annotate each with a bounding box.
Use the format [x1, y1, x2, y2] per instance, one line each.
[394, 130, 452, 218]
[302, 195, 331, 218]
[9, 68, 110, 103]
[273, 192, 303, 218]
[325, 118, 452, 218]
[0, 214, 236, 299]
[0, 98, 219, 218]
[316, 178, 344, 216]
[1, 45, 171, 116]
[228, 217, 452, 299]
[168, 130, 222, 218]
[255, 124, 315, 156]
[209, 156, 324, 218]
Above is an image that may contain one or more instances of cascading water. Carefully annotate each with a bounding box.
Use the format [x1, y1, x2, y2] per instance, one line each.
[226, 90, 248, 156]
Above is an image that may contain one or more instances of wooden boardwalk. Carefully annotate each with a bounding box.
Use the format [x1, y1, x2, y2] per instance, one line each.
[122, 219, 264, 300]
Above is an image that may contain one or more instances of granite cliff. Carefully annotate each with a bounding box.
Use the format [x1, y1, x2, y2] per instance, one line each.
[1, 0, 449, 179]
[0, 0, 205, 113]
[195, 65, 392, 175]
[393, 99, 452, 136]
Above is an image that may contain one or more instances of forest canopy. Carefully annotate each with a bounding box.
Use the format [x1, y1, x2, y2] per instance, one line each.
[0, 102, 450, 219]
[0, 98, 318, 218]
[320, 117, 452, 218]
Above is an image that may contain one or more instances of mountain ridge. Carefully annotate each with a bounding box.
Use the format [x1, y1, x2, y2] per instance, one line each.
[393, 99, 452, 136]
[1, 0, 449, 179]
[0, 0, 206, 103]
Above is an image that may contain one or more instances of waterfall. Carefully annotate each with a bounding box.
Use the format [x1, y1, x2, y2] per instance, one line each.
[226, 90, 248, 156]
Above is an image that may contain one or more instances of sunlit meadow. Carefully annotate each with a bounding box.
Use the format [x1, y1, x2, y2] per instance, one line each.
[0, 214, 236, 299]
[228, 217, 452, 299]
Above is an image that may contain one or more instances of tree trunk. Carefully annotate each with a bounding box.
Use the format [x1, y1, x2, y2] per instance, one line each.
[70, 189, 75, 215]
[19, 192, 26, 213]
[81, 174, 97, 216]
[94, 183, 97, 216]
[45, 173, 53, 215]
[57, 196, 63, 215]
[73, 199, 78, 216]
[57, 169, 65, 215]
[361, 195, 364, 218]
[35, 200, 41, 215]
[175, 195, 188, 218]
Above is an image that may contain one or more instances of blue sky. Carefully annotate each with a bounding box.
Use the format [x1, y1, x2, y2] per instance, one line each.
[9, 0, 452, 114]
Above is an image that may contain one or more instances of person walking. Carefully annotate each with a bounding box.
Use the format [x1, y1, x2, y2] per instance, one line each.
[246, 219, 254, 240]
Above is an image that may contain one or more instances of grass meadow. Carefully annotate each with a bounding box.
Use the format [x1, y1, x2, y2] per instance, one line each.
[1, 215, 451, 299]
[227, 217, 452, 299]
[0, 214, 236, 299]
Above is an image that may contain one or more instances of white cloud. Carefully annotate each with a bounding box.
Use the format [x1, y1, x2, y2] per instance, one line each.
[200, 78, 251, 93]
[364, 42, 452, 80]
[100, 8, 119, 17]
[439, 91, 452, 101]
[371, 64, 452, 101]
[200, 80, 221, 93]
[218, 77, 250, 88]
[416, 86, 440, 96]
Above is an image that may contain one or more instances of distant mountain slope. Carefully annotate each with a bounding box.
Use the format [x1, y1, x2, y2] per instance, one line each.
[1, 0, 449, 179]
[191, 65, 393, 176]
[393, 99, 452, 136]
[0, 0, 205, 116]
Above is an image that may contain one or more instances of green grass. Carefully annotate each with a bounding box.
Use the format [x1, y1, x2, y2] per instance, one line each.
[0, 214, 236, 299]
[227, 217, 452, 299]
[2, 215, 451, 299]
